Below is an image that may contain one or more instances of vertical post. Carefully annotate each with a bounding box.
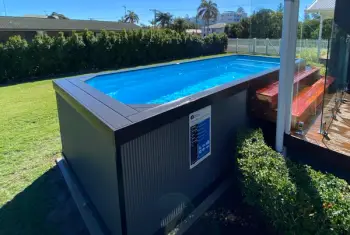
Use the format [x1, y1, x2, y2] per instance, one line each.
[300, 22, 303, 54]
[317, 14, 323, 61]
[284, 0, 300, 135]
[236, 38, 238, 53]
[266, 38, 269, 55]
[253, 38, 257, 54]
[275, 0, 300, 153]
[279, 39, 281, 55]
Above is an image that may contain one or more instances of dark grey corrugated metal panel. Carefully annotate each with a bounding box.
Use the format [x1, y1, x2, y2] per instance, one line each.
[120, 90, 248, 235]
[121, 117, 190, 235]
[56, 94, 122, 235]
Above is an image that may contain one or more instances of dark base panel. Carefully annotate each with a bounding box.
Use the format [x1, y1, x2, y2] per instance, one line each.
[248, 117, 277, 148]
[285, 134, 350, 181]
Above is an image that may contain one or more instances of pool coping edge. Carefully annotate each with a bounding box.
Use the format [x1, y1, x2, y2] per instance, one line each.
[53, 55, 305, 144]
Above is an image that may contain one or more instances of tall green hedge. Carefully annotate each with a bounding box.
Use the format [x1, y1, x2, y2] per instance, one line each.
[0, 29, 228, 84]
[236, 129, 350, 234]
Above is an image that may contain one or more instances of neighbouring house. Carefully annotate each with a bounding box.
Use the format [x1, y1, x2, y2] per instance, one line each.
[185, 29, 202, 35]
[203, 23, 226, 35]
[185, 16, 215, 27]
[185, 10, 247, 26]
[0, 16, 140, 42]
[217, 11, 247, 24]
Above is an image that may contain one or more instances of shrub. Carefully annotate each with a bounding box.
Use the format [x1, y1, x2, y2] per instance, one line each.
[297, 48, 327, 64]
[236, 129, 350, 235]
[0, 30, 228, 84]
[2, 35, 29, 82]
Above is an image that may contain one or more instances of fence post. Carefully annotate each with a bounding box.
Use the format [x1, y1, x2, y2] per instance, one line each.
[279, 39, 281, 55]
[253, 38, 257, 54]
[236, 38, 238, 53]
[265, 38, 269, 55]
[306, 39, 308, 48]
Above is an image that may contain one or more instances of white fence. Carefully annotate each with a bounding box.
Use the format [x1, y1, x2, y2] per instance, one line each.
[228, 38, 329, 56]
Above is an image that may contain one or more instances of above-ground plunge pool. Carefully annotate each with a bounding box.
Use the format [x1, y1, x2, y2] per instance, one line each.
[86, 55, 280, 104]
[54, 54, 290, 235]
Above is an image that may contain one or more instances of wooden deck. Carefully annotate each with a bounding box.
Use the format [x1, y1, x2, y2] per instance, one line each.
[291, 93, 350, 157]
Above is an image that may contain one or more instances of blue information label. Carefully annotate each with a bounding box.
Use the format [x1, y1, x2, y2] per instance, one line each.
[189, 106, 211, 169]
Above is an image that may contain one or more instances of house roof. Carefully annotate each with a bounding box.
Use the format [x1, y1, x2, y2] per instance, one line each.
[306, 0, 335, 18]
[208, 23, 226, 29]
[23, 14, 48, 19]
[186, 29, 202, 34]
[0, 16, 140, 31]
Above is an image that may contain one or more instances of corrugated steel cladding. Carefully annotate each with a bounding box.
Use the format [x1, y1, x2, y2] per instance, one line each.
[120, 90, 247, 235]
[56, 94, 122, 235]
[55, 74, 248, 234]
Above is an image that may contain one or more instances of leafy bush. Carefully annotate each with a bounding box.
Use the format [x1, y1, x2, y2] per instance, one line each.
[0, 29, 228, 84]
[225, 23, 244, 38]
[236, 129, 350, 235]
[297, 48, 327, 75]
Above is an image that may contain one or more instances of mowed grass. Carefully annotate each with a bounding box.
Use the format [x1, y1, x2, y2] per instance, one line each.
[0, 80, 60, 205]
[0, 80, 63, 234]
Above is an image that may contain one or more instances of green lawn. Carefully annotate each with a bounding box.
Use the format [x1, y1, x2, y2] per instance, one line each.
[0, 80, 60, 205]
[0, 80, 70, 234]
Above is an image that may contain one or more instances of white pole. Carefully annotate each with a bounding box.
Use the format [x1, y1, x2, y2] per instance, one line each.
[317, 14, 323, 61]
[275, 0, 300, 153]
[236, 38, 238, 53]
[284, 0, 300, 134]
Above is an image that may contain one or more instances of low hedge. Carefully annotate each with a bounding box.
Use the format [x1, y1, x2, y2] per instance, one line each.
[236, 129, 350, 235]
[0, 29, 228, 84]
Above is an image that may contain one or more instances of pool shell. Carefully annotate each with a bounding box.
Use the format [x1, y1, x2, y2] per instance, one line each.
[85, 55, 281, 104]
[55, 54, 287, 133]
[53, 54, 305, 235]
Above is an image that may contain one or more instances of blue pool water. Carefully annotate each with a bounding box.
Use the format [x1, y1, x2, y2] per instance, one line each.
[86, 55, 280, 104]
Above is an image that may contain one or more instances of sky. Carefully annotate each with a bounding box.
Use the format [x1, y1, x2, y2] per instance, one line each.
[1, 0, 316, 24]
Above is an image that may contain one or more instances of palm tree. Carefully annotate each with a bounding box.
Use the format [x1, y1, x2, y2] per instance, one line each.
[237, 7, 245, 14]
[197, 0, 219, 35]
[117, 16, 125, 23]
[155, 12, 173, 28]
[172, 18, 188, 32]
[124, 10, 139, 24]
[48, 12, 69, 19]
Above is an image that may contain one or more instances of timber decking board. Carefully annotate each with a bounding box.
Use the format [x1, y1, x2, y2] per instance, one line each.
[256, 67, 319, 106]
[291, 93, 350, 157]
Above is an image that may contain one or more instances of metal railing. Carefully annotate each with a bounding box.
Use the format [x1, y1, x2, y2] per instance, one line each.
[228, 38, 329, 56]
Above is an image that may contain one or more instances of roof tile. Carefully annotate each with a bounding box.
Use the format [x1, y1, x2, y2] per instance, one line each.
[0, 16, 140, 31]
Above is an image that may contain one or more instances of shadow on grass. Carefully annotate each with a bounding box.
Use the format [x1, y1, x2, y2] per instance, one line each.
[0, 166, 88, 235]
[285, 160, 332, 233]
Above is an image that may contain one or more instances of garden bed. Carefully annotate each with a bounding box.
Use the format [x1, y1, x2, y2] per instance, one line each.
[236, 129, 350, 234]
[184, 182, 272, 235]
